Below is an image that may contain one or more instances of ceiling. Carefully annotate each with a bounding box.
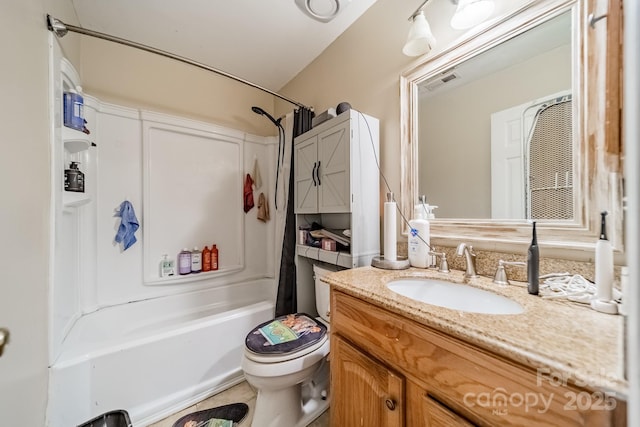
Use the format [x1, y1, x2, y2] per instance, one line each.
[71, 0, 378, 91]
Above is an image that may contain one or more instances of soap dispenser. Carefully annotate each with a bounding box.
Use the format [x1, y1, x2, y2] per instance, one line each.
[408, 195, 431, 268]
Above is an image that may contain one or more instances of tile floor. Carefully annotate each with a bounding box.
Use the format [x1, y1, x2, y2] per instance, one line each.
[148, 381, 330, 427]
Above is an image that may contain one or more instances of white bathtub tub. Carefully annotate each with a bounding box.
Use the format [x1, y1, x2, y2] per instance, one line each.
[48, 279, 275, 427]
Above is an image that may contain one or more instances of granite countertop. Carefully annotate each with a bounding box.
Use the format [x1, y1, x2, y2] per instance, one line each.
[323, 266, 628, 397]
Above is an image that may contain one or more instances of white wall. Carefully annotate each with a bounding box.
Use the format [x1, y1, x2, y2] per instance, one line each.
[90, 102, 276, 308]
[0, 0, 77, 425]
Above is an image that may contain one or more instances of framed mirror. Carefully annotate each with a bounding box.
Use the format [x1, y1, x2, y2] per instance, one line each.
[400, 0, 623, 257]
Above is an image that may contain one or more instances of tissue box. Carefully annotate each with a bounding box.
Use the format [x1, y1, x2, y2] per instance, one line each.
[321, 238, 337, 252]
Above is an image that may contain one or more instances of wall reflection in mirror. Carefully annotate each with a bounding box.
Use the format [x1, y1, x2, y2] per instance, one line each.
[418, 11, 573, 220]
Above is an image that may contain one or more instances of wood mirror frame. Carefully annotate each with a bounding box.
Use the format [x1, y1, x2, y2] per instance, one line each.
[400, 0, 622, 259]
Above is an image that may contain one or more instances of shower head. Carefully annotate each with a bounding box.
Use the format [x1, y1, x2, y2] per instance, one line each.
[251, 106, 282, 128]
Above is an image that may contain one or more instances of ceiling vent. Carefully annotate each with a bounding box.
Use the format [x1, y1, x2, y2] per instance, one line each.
[295, 0, 351, 23]
[424, 72, 461, 92]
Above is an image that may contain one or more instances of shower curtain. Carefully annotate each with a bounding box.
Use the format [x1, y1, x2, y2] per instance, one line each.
[275, 108, 313, 316]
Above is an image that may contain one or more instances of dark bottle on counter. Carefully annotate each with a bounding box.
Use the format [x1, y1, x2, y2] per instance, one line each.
[527, 221, 539, 295]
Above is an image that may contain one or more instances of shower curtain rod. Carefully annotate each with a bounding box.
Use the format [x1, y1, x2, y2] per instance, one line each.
[46, 15, 311, 110]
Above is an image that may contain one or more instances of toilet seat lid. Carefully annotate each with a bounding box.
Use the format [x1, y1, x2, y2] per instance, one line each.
[245, 313, 327, 356]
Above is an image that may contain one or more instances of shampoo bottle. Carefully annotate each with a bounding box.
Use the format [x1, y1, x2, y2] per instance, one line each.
[211, 244, 219, 271]
[202, 246, 212, 272]
[527, 222, 539, 295]
[591, 212, 617, 314]
[191, 247, 202, 273]
[178, 248, 191, 275]
[408, 196, 430, 268]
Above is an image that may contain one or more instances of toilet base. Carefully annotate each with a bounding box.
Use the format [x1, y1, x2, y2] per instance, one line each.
[249, 359, 330, 427]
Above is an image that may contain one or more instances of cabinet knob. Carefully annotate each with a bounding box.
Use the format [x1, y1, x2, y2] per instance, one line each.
[385, 398, 396, 411]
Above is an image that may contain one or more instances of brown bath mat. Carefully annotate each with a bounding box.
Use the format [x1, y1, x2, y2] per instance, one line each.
[172, 403, 249, 427]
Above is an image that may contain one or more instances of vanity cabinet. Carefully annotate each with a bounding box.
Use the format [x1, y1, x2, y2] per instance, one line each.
[330, 290, 626, 426]
[332, 335, 404, 426]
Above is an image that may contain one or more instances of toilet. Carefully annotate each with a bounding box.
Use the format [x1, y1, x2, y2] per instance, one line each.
[241, 264, 333, 427]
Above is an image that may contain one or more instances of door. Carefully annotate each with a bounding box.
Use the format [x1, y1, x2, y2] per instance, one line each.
[331, 335, 404, 427]
[318, 120, 351, 213]
[294, 135, 319, 213]
[490, 104, 527, 219]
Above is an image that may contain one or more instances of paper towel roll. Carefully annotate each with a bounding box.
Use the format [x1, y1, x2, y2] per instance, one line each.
[384, 197, 397, 261]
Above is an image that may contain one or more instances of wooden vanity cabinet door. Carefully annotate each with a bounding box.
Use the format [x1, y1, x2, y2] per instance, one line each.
[330, 335, 404, 427]
[407, 380, 476, 427]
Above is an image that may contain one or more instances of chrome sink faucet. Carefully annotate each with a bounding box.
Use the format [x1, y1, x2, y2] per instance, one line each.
[456, 243, 478, 278]
[428, 250, 450, 273]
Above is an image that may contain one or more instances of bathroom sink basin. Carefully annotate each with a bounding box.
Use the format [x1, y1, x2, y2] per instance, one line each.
[386, 279, 524, 315]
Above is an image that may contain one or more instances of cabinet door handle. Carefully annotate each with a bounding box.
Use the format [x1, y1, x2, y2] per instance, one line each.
[312, 162, 317, 186]
[316, 160, 321, 185]
[385, 398, 396, 411]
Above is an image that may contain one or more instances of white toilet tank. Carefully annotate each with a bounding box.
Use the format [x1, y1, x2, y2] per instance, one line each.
[312, 264, 334, 323]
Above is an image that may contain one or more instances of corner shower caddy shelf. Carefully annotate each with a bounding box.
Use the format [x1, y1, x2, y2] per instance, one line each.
[60, 57, 92, 208]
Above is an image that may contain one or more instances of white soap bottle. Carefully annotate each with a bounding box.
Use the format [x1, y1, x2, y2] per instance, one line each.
[408, 196, 430, 268]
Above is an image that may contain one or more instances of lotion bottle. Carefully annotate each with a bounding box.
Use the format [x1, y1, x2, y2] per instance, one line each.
[527, 221, 539, 295]
[591, 211, 618, 314]
[408, 196, 430, 268]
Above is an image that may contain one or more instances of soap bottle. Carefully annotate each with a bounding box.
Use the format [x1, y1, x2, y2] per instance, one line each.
[425, 205, 438, 267]
[202, 246, 212, 272]
[178, 248, 192, 275]
[159, 254, 175, 278]
[211, 244, 219, 271]
[64, 161, 85, 192]
[591, 211, 617, 314]
[408, 196, 431, 268]
[191, 247, 202, 273]
[527, 222, 539, 295]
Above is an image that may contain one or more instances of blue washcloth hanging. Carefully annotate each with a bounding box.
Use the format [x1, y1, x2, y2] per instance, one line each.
[115, 200, 139, 250]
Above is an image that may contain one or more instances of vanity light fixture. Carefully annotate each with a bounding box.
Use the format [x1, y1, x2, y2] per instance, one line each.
[450, 0, 495, 30]
[403, 7, 437, 57]
[403, 0, 496, 57]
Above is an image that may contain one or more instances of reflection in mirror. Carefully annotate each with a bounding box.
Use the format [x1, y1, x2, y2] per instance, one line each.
[418, 11, 573, 220]
[401, 0, 623, 254]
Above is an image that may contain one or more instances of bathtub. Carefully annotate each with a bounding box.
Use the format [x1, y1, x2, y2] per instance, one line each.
[47, 279, 275, 427]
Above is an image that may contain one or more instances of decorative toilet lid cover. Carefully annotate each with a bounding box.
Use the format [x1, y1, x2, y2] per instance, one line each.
[245, 313, 327, 355]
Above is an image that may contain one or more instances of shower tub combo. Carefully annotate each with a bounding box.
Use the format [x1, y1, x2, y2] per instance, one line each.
[48, 279, 275, 427]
